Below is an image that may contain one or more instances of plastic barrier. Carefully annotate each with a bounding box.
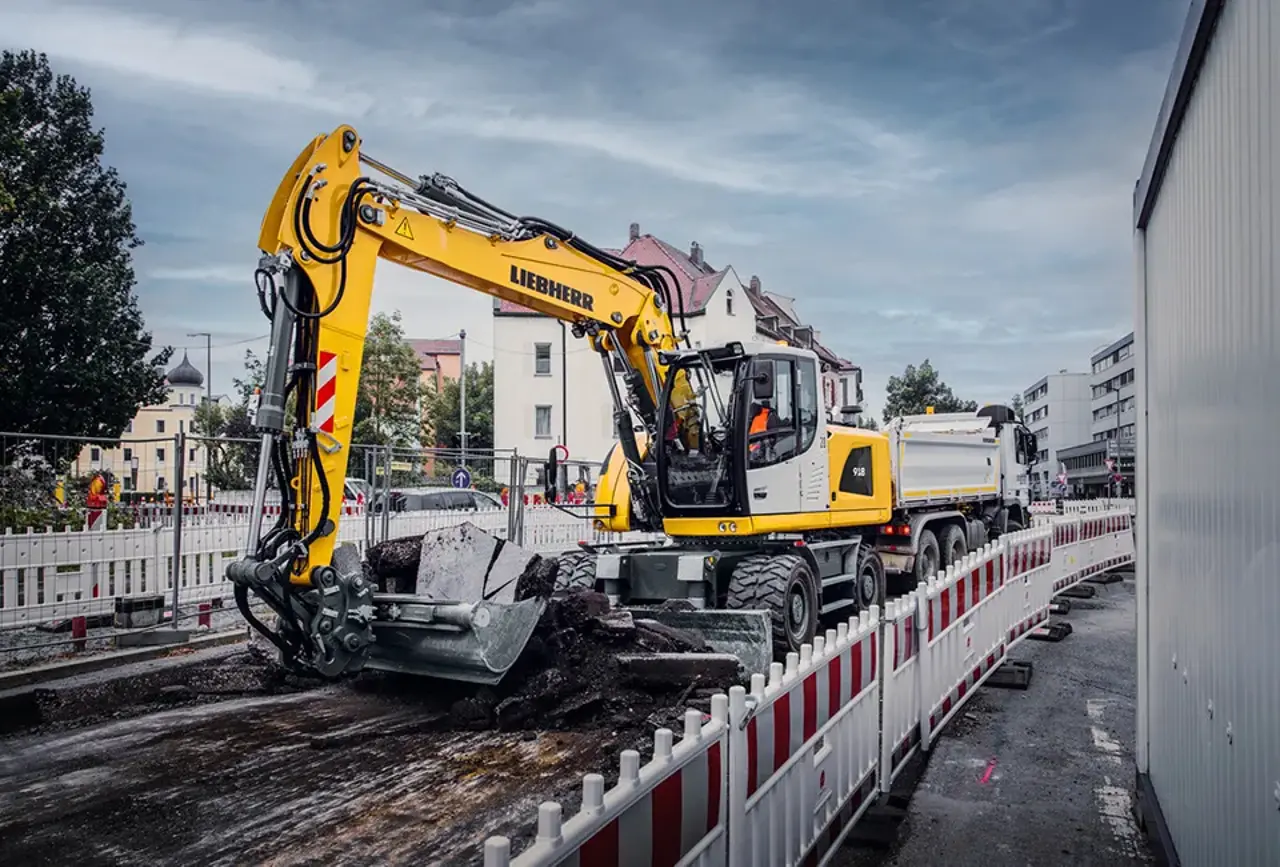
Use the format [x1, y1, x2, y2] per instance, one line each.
[484, 702, 730, 866]
[727, 611, 881, 867]
[481, 512, 1134, 866]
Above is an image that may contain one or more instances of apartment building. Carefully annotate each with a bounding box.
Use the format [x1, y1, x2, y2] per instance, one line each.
[1021, 371, 1092, 498]
[1058, 332, 1137, 497]
[492, 224, 861, 480]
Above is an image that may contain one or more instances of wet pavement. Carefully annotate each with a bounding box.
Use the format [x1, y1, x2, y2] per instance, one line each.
[0, 680, 639, 866]
[838, 576, 1149, 866]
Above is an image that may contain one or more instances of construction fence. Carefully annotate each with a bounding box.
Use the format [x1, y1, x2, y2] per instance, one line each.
[480, 508, 1136, 866]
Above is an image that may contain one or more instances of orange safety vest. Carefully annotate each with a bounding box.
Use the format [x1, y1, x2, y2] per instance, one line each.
[749, 407, 769, 451]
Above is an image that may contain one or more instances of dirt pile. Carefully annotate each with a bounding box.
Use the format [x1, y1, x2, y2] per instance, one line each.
[362, 533, 741, 733]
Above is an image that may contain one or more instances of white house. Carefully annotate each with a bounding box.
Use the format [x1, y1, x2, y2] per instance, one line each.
[493, 224, 861, 481]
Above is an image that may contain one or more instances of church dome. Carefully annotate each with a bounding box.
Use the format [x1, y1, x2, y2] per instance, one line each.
[166, 352, 204, 387]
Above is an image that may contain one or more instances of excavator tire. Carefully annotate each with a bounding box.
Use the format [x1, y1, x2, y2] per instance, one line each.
[939, 523, 968, 573]
[554, 551, 597, 593]
[726, 553, 818, 660]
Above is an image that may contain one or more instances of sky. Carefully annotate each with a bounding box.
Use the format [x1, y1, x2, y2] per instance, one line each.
[2, 0, 1189, 418]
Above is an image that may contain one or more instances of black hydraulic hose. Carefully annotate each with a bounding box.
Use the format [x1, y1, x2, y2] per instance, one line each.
[234, 584, 296, 662]
[301, 432, 331, 546]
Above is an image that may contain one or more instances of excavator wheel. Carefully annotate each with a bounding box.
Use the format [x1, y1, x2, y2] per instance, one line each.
[554, 551, 598, 593]
[855, 546, 885, 611]
[939, 523, 968, 572]
[725, 553, 818, 660]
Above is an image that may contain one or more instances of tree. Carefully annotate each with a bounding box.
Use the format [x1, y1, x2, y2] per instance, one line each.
[855, 415, 880, 431]
[0, 51, 171, 451]
[426, 361, 494, 452]
[882, 359, 978, 423]
[352, 312, 422, 446]
[1009, 392, 1025, 422]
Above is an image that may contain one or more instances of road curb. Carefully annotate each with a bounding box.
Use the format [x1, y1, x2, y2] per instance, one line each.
[0, 629, 248, 691]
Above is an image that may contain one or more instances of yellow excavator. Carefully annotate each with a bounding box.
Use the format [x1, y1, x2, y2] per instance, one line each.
[228, 126, 1037, 684]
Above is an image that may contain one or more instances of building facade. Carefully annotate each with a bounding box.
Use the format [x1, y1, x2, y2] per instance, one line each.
[1089, 332, 1137, 443]
[1021, 371, 1092, 498]
[1132, 2, 1278, 864]
[71, 352, 208, 499]
[492, 224, 861, 479]
[1049, 332, 1137, 497]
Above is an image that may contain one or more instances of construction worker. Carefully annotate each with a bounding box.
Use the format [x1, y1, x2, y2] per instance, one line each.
[748, 400, 772, 459]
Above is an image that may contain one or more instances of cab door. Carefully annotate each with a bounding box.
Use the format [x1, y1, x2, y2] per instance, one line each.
[744, 354, 824, 515]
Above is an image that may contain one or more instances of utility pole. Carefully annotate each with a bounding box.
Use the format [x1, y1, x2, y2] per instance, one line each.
[459, 329, 467, 469]
[187, 332, 212, 403]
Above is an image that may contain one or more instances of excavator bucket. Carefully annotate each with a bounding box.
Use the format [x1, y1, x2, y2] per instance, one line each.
[366, 523, 549, 684]
[636, 608, 773, 680]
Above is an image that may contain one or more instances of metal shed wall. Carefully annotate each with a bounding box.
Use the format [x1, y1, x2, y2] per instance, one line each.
[1134, 0, 1279, 864]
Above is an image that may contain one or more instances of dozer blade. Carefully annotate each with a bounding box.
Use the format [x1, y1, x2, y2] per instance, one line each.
[366, 523, 549, 684]
[636, 608, 773, 679]
[366, 596, 545, 684]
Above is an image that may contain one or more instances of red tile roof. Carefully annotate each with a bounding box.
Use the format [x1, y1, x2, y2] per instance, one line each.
[408, 338, 462, 356]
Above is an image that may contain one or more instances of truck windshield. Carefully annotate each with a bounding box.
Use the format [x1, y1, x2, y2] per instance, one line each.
[658, 354, 742, 509]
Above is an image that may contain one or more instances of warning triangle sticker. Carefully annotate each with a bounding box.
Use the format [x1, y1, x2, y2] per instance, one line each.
[395, 217, 414, 241]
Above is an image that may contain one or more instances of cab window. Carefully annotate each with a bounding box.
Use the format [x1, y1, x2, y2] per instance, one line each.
[747, 357, 799, 469]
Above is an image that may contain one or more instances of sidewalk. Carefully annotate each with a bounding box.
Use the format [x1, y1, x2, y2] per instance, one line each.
[840, 578, 1150, 866]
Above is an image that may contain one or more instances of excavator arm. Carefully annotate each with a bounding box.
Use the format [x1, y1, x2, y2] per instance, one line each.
[226, 125, 697, 677]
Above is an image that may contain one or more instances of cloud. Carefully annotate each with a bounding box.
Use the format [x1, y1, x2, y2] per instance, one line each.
[0, 0, 1185, 421]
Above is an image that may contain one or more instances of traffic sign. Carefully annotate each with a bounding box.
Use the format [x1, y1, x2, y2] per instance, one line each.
[451, 467, 472, 489]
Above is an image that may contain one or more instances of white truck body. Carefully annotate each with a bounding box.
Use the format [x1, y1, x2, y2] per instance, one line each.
[887, 412, 1030, 511]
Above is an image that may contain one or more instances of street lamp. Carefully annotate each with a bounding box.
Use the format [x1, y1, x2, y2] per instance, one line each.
[187, 332, 211, 403]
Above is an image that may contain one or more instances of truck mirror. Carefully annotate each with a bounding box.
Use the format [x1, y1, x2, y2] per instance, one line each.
[752, 365, 773, 401]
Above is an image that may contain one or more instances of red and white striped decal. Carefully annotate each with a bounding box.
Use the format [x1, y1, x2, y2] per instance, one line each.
[799, 771, 878, 867]
[743, 630, 877, 797]
[893, 612, 917, 670]
[558, 741, 723, 867]
[315, 350, 338, 433]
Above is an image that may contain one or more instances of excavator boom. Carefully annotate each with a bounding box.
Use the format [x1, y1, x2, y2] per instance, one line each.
[224, 126, 732, 681]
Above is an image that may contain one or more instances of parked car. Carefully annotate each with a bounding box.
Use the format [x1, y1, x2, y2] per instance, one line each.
[344, 477, 373, 505]
[373, 486, 503, 513]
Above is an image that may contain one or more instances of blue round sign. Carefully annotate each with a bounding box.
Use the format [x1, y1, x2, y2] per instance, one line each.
[451, 467, 472, 489]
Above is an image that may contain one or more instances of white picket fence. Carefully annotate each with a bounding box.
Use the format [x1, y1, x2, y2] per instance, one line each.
[482, 508, 1136, 865]
[0, 506, 660, 630]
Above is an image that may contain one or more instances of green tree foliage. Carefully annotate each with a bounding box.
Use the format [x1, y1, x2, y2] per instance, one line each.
[352, 312, 422, 446]
[426, 361, 494, 452]
[882, 359, 978, 423]
[1009, 392, 1025, 421]
[0, 51, 171, 450]
[855, 415, 880, 431]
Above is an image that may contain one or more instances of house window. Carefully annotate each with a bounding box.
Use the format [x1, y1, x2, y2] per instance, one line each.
[90, 447, 101, 461]
[534, 343, 552, 376]
[123, 448, 132, 462]
[122, 477, 133, 492]
[156, 476, 166, 491]
[156, 447, 165, 463]
[726, 288, 735, 316]
[156, 420, 165, 434]
[189, 476, 197, 491]
[189, 448, 196, 461]
[535, 405, 553, 438]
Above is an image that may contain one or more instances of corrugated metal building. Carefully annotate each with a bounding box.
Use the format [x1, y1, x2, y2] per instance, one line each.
[1133, 1, 1278, 865]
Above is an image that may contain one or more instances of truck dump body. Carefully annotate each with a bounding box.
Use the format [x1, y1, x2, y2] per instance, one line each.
[889, 413, 1002, 509]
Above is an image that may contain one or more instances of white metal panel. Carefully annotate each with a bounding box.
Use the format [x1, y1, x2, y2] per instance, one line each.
[1138, 0, 1280, 864]
[890, 430, 999, 508]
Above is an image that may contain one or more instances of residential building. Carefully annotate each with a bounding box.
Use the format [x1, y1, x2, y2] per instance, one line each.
[1021, 371, 1091, 498]
[409, 338, 462, 395]
[70, 352, 208, 499]
[1057, 331, 1137, 497]
[492, 223, 861, 480]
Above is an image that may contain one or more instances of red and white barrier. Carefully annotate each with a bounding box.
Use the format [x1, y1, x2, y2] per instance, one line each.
[483, 702, 729, 866]
[477, 511, 1138, 863]
[727, 610, 881, 867]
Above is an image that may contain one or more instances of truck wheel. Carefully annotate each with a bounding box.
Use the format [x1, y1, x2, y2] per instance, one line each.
[912, 528, 941, 588]
[554, 551, 597, 593]
[726, 553, 819, 660]
[939, 524, 967, 570]
[855, 546, 884, 611]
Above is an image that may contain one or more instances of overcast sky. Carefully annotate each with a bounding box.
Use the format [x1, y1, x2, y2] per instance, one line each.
[2, 0, 1187, 417]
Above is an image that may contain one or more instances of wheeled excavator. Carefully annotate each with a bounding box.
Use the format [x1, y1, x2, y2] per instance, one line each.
[227, 125, 1037, 685]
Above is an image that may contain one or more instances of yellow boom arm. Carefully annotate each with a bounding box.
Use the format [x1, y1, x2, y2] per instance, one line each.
[250, 126, 690, 583]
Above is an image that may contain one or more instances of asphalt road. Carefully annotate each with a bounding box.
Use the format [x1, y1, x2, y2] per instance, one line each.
[0, 675, 641, 866]
[838, 576, 1149, 866]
